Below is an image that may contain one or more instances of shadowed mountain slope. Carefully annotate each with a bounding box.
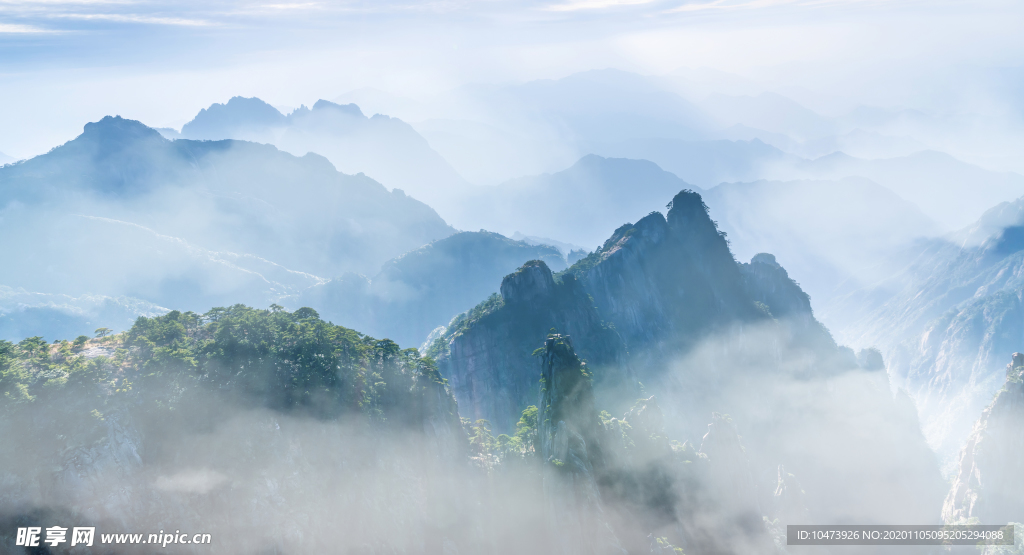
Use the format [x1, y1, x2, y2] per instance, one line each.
[291, 231, 566, 349]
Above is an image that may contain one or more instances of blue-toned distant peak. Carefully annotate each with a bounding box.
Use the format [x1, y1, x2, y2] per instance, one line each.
[568, 153, 680, 178]
[81, 115, 167, 145]
[179, 96, 375, 140]
[181, 96, 286, 139]
[311, 99, 364, 118]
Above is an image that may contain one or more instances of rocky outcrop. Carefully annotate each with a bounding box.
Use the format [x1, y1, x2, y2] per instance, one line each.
[434, 262, 631, 432]
[538, 334, 625, 555]
[502, 260, 559, 305]
[430, 189, 945, 549]
[582, 191, 761, 362]
[435, 190, 790, 431]
[943, 352, 1024, 524]
[434, 189, 850, 435]
[739, 252, 838, 354]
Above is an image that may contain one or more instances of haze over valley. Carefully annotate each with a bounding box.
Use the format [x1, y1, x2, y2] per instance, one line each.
[2, 1, 1024, 553]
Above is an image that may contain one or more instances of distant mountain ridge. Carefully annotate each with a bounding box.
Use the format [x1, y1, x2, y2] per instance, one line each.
[176, 96, 472, 223]
[291, 231, 567, 349]
[792, 150, 1024, 230]
[455, 155, 697, 249]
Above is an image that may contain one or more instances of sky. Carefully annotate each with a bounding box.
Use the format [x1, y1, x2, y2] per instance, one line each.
[0, 0, 1023, 159]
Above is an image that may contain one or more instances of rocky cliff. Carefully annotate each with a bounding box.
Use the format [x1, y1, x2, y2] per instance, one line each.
[431, 188, 947, 546]
[531, 334, 773, 555]
[943, 352, 1024, 525]
[537, 334, 625, 555]
[433, 189, 835, 433]
[429, 261, 631, 432]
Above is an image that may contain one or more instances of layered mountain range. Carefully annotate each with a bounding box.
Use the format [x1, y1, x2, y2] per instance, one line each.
[0, 115, 455, 338]
[169, 96, 471, 219]
[3, 93, 1023, 553]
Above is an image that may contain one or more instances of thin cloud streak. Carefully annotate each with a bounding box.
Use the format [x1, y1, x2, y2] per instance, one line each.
[665, 0, 894, 12]
[0, 21, 51, 31]
[544, 0, 658, 12]
[47, 12, 214, 25]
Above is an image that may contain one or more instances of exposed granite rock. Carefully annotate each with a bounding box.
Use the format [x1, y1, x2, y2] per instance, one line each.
[740, 251, 839, 354]
[943, 352, 1024, 524]
[435, 190, 795, 432]
[436, 262, 632, 432]
[538, 334, 626, 555]
[583, 192, 761, 362]
[502, 260, 559, 305]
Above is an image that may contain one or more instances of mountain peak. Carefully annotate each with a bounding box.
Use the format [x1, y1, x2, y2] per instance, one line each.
[311, 99, 364, 118]
[81, 115, 165, 145]
[500, 260, 556, 304]
[181, 96, 285, 139]
[666, 188, 712, 228]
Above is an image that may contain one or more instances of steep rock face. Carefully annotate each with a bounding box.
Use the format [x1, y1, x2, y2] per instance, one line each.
[739, 252, 836, 352]
[740, 253, 811, 319]
[432, 188, 946, 545]
[434, 261, 630, 432]
[943, 353, 1024, 524]
[538, 334, 625, 555]
[582, 191, 759, 364]
[434, 189, 849, 432]
[502, 260, 559, 304]
[532, 337, 773, 555]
